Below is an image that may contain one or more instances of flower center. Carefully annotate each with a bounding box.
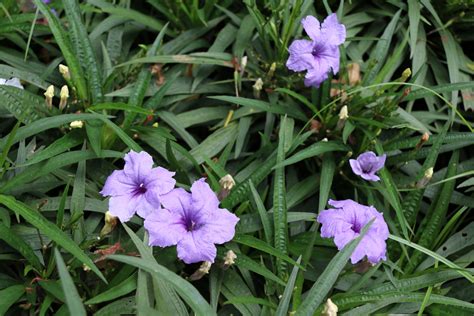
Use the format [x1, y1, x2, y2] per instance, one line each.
[135, 182, 147, 195]
[183, 215, 202, 232]
[312, 44, 323, 58]
[352, 221, 362, 233]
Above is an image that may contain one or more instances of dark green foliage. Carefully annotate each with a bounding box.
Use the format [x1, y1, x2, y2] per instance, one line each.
[0, 0, 472, 315]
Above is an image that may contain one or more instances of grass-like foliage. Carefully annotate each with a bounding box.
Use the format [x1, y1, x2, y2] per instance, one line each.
[0, 0, 473, 315]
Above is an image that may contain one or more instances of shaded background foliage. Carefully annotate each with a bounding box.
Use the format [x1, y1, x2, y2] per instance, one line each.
[0, 0, 473, 315]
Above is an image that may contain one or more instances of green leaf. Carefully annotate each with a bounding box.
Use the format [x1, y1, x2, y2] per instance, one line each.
[85, 273, 137, 305]
[88, 102, 153, 115]
[276, 256, 302, 316]
[0, 195, 106, 282]
[274, 141, 349, 168]
[0, 284, 24, 315]
[54, 248, 87, 316]
[390, 234, 474, 283]
[233, 234, 302, 269]
[274, 116, 289, 278]
[0, 221, 43, 271]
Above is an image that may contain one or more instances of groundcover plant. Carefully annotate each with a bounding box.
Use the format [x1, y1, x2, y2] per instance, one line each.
[0, 0, 473, 315]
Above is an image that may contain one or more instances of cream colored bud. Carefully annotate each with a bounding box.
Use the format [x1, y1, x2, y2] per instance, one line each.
[224, 250, 237, 266]
[321, 298, 338, 316]
[59, 64, 70, 80]
[100, 211, 118, 237]
[267, 62, 277, 78]
[44, 85, 55, 109]
[189, 261, 212, 281]
[59, 85, 69, 110]
[321, 138, 328, 142]
[338, 106, 348, 120]
[152, 122, 159, 128]
[69, 120, 84, 129]
[240, 56, 248, 73]
[347, 63, 361, 85]
[416, 167, 434, 188]
[253, 78, 263, 91]
[219, 174, 235, 191]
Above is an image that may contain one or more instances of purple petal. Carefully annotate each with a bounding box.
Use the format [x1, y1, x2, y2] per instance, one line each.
[100, 170, 136, 196]
[191, 178, 219, 212]
[318, 45, 341, 74]
[145, 209, 187, 247]
[286, 39, 315, 72]
[360, 173, 380, 182]
[304, 63, 330, 87]
[301, 15, 321, 41]
[350, 242, 369, 264]
[146, 167, 176, 195]
[108, 195, 139, 222]
[204, 208, 240, 244]
[349, 159, 363, 176]
[321, 13, 346, 46]
[177, 231, 217, 263]
[135, 194, 161, 219]
[362, 234, 387, 264]
[333, 230, 358, 250]
[317, 209, 352, 238]
[160, 188, 193, 217]
[123, 151, 154, 179]
[373, 154, 387, 172]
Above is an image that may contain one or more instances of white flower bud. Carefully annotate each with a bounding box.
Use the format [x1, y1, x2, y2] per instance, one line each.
[338, 105, 348, 120]
[224, 250, 237, 266]
[69, 120, 84, 129]
[321, 298, 338, 316]
[59, 85, 69, 110]
[44, 85, 55, 109]
[59, 64, 71, 80]
[219, 174, 235, 191]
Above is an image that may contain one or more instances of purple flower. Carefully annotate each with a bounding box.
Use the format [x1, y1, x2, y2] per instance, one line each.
[144, 179, 239, 264]
[317, 199, 389, 264]
[100, 151, 176, 222]
[286, 13, 346, 88]
[349, 151, 386, 182]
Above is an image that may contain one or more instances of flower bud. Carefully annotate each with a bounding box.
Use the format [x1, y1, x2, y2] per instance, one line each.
[189, 261, 212, 281]
[59, 85, 69, 110]
[336, 105, 349, 130]
[219, 174, 235, 191]
[401, 68, 411, 82]
[416, 132, 429, 150]
[69, 120, 84, 129]
[416, 167, 433, 188]
[321, 298, 338, 316]
[152, 122, 159, 128]
[218, 174, 235, 200]
[253, 78, 263, 99]
[240, 56, 247, 75]
[44, 85, 55, 109]
[267, 62, 276, 78]
[59, 64, 70, 80]
[348, 63, 361, 86]
[100, 211, 118, 237]
[223, 250, 237, 267]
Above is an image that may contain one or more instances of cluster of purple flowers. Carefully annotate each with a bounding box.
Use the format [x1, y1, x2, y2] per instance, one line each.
[100, 14, 390, 267]
[101, 151, 239, 264]
[287, 13, 390, 264]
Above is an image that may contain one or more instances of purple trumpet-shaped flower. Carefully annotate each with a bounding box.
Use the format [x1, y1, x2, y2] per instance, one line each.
[100, 151, 176, 222]
[286, 13, 346, 88]
[317, 199, 389, 264]
[349, 151, 386, 182]
[144, 179, 239, 264]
